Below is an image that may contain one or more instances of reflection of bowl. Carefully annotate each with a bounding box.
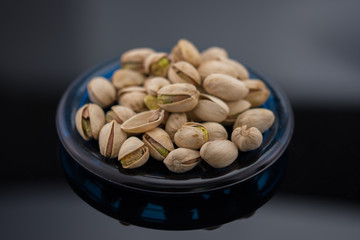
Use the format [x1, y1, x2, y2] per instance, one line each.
[56, 56, 293, 230]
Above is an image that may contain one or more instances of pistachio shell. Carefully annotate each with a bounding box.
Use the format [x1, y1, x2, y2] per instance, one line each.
[144, 77, 170, 96]
[87, 77, 116, 108]
[111, 69, 145, 90]
[171, 39, 201, 67]
[144, 52, 170, 77]
[174, 122, 209, 150]
[200, 140, 238, 168]
[243, 79, 270, 107]
[98, 121, 127, 158]
[231, 126, 263, 152]
[168, 61, 201, 86]
[202, 122, 228, 140]
[218, 56, 249, 80]
[143, 128, 174, 161]
[223, 99, 251, 125]
[118, 91, 147, 113]
[106, 105, 136, 124]
[197, 60, 238, 80]
[118, 137, 149, 169]
[163, 148, 201, 173]
[233, 108, 275, 133]
[201, 47, 228, 62]
[75, 103, 105, 140]
[191, 93, 230, 122]
[121, 48, 155, 73]
[203, 73, 249, 101]
[165, 113, 188, 141]
[121, 109, 165, 133]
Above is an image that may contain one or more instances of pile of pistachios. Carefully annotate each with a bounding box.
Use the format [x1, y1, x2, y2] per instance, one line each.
[75, 39, 275, 173]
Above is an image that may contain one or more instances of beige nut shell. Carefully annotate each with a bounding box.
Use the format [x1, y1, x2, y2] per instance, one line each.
[163, 148, 201, 173]
[168, 61, 201, 86]
[118, 137, 149, 169]
[197, 60, 238, 80]
[121, 109, 165, 133]
[171, 39, 201, 67]
[243, 79, 270, 107]
[174, 122, 208, 150]
[233, 108, 275, 133]
[121, 48, 155, 63]
[231, 126, 263, 152]
[191, 93, 230, 122]
[98, 121, 127, 159]
[201, 47, 228, 62]
[75, 103, 105, 140]
[202, 122, 228, 140]
[111, 69, 145, 90]
[118, 91, 147, 113]
[87, 77, 116, 108]
[200, 140, 238, 168]
[223, 99, 251, 126]
[144, 77, 170, 96]
[218, 57, 249, 80]
[165, 112, 188, 141]
[142, 127, 175, 161]
[110, 105, 136, 123]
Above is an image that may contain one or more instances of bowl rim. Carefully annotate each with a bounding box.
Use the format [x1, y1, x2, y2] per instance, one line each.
[56, 56, 294, 194]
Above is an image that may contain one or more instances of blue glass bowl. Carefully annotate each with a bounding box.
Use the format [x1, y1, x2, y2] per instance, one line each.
[56, 56, 294, 230]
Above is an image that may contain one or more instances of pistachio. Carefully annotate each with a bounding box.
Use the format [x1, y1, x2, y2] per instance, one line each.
[121, 109, 165, 133]
[118, 137, 149, 169]
[98, 120, 127, 158]
[105, 105, 136, 124]
[203, 73, 249, 101]
[165, 112, 188, 141]
[171, 39, 201, 67]
[144, 77, 170, 96]
[233, 108, 275, 133]
[243, 79, 270, 107]
[144, 95, 159, 110]
[231, 125, 263, 152]
[157, 83, 200, 112]
[191, 93, 230, 122]
[87, 77, 116, 108]
[223, 99, 251, 126]
[168, 61, 201, 86]
[111, 69, 145, 90]
[144, 52, 170, 77]
[201, 47, 228, 62]
[118, 87, 147, 113]
[163, 148, 201, 173]
[121, 48, 155, 73]
[202, 122, 228, 140]
[217, 56, 249, 80]
[197, 60, 238, 80]
[174, 122, 209, 150]
[200, 140, 238, 168]
[142, 128, 175, 160]
[75, 103, 105, 140]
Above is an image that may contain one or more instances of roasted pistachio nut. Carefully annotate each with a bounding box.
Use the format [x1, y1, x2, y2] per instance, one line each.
[121, 109, 165, 133]
[233, 108, 275, 133]
[217, 56, 249, 80]
[121, 48, 155, 73]
[223, 99, 251, 125]
[163, 148, 201, 173]
[157, 83, 200, 112]
[98, 121, 127, 158]
[144, 52, 170, 77]
[202, 122, 228, 140]
[203, 73, 249, 101]
[118, 137, 149, 169]
[105, 105, 136, 124]
[144, 95, 159, 110]
[200, 140, 238, 168]
[144, 77, 170, 96]
[142, 128, 175, 161]
[165, 112, 187, 141]
[231, 125, 263, 152]
[87, 77, 116, 108]
[174, 122, 209, 150]
[171, 39, 201, 67]
[191, 93, 230, 122]
[168, 61, 201, 86]
[243, 79, 270, 107]
[111, 69, 145, 90]
[201, 47, 228, 62]
[75, 103, 105, 140]
[118, 91, 147, 113]
[197, 60, 238, 80]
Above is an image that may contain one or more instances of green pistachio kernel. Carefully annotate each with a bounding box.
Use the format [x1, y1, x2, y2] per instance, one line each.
[82, 118, 92, 138]
[150, 57, 170, 76]
[194, 125, 209, 142]
[144, 95, 160, 110]
[120, 147, 144, 167]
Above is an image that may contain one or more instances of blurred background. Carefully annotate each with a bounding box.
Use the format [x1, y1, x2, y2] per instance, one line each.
[1, 0, 360, 239]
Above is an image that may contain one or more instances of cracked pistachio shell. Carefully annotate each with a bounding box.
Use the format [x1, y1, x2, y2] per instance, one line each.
[203, 73, 249, 101]
[171, 39, 201, 67]
[118, 137, 149, 169]
[111, 69, 145, 90]
[75, 103, 105, 140]
[174, 122, 209, 150]
[243, 79, 270, 107]
[87, 77, 116, 108]
[121, 48, 155, 73]
[144, 77, 171, 96]
[144, 52, 171, 77]
[105, 105, 136, 124]
[165, 112, 188, 141]
[118, 87, 147, 113]
[231, 125, 263, 152]
[168, 61, 201, 86]
[197, 60, 238, 80]
[98, 121, 127, 159]
[142, 128, 175, 161]
[202, 122, 228, 140]
[200, 140, 238, 168]
[157, 83, 200, 112]
[217, 56, 249, 80]
[233, 108, 275, 133]
[223, 99, 251, 126]
[191, 93, 230, 122]
[121, 109, 165, 134]
[201, 47, 228, 62]
[163, 148, 201, 173]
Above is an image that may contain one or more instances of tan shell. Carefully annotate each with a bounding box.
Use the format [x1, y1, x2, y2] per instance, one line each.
[144, 77, 170, 96]
[171, 39, 201, 67]
[121, 48, 155, 73]
[75, 103, 105, 140]
[157, 83, 200, 112]
[203, 73, 249, 101]
[121, 109, 165, 133]
[243, 79, 270, 107]
[197, 60, 238, 80]
[174, 122, 208, 150]
[144, 52, 170, 77]
[223, 99, 251, 126]
[231, 126, 263, 152]
[163, 148, 201, 173]
[200, 140, 238, 168]
[98, 121, 127, 158]
[111, 69, 145, 90]
[218, 57, 249, 80]
[203, 122, 228, 140]
[201, 47, 228, 62]
[168, 61, 201, 86]
[165, 112, 188, 141]
[191, 93, 230, 122]
[142, 128, 175, 161]
[118, 91, 147, 113]
[118, 137, 149, 169]
[233, 108, 275, 133]
[87, 77, 116, 108]
[106, 105, 136, 124]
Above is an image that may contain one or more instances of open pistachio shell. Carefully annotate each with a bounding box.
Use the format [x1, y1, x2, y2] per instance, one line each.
[203, 122, 228, 140]
[87, 77, 116, 108]
[165, 112, 188, 141]
[197, 60, 238, 80]
[98, 120, 127, 159]
[118, 87, 147, 113]
[111, 69, 145, 90]
[75, 103, 105, 140]
[144, 77, 170, 96]
[121, 48, 155, 73]
[174, 122, 209, 150]
[243, 79, 270, 107]
[171, 39, 201, 67]
[118, 137, 149, 169]
[168, 61, 201, 86]
[143, 128, 175, 161]
[163, 148, 201, 173]
[200, 140, 238, 168]
[144, 52, 170, 77]
[233, 108, 275, 133]
[223, 99, 251, 126]
[201, 47, 228, 62]
[121, 109, 165, 134]
[105, 105, 136, 124]
[191, 93, 230, 122]
[231, 125, 263, 152]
